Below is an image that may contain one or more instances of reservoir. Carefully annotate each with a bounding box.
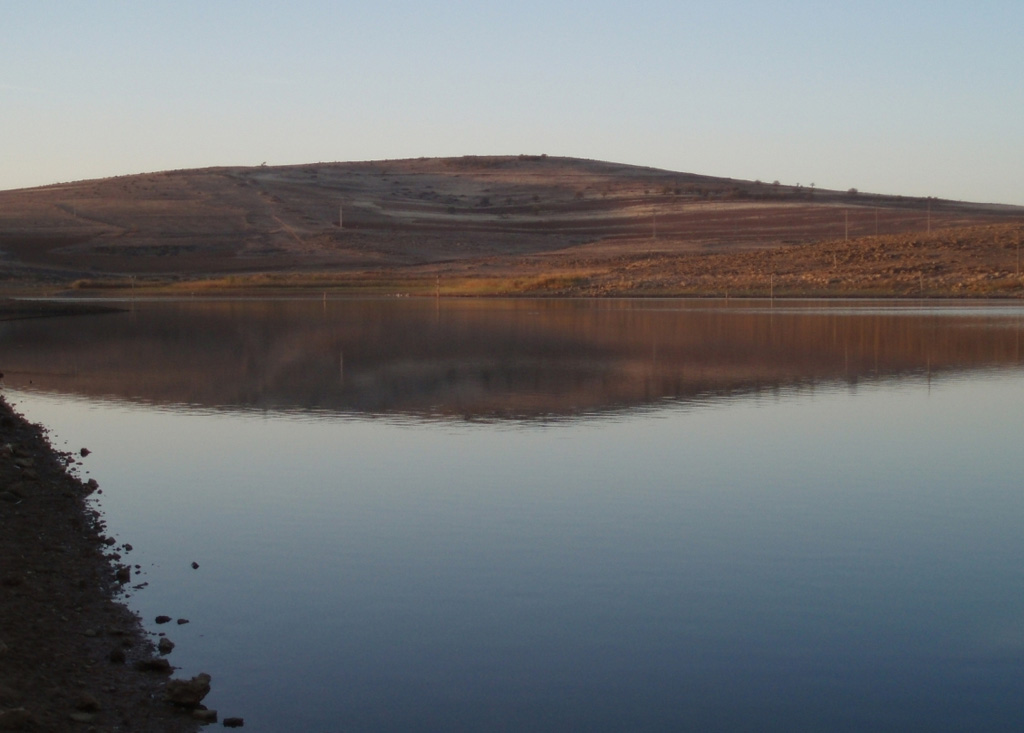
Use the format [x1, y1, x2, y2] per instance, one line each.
[4, 298, 1024, 731]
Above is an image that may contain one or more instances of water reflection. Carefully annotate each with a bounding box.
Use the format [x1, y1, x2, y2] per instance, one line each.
[5, 299, 1024, 732]
[2, 298, 1023, 418]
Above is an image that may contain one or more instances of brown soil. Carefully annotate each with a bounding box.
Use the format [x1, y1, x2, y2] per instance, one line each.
[0, 156, 1020, 297]
[0, 391, 200, 732]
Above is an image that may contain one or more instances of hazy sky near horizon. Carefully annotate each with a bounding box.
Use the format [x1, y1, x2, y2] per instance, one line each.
[3, 1, 1022, 204]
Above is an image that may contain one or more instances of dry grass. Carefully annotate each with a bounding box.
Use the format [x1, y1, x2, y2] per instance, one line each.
[2, 157, 1020, 299]
[57, 222, 1024, 300]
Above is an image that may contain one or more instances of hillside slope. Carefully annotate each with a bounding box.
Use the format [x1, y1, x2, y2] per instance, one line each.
[0, 157, 1019, 296]
[0, 156, 1021, 295]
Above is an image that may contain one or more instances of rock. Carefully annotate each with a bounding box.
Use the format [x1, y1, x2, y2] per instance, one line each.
[80, 448, 91, 457]
[75, 694, 100, 712]
[164, 673, 211, 708]
[176, 618, 190, 625]
[155, 615, 172, 624]
[103, 536, 117, 546]
[0, 708, 35, 730]
[84, 478, 99, 493]
[191, 561, 200, 569]
[192, 708, 218, 723]
[135, 658, 173, 674]
[157, 637, 175, 655]
[223, 717, 245, 728]
[115, 566, 131, 583]
[68, 711, 96, 723]
[0, 686, 21, 706]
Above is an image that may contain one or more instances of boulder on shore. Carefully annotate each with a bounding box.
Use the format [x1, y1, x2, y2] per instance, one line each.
[164, 673, 212, 708]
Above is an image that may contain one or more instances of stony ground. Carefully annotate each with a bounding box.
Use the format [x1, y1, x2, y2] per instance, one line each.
[0, 392, 201, 732]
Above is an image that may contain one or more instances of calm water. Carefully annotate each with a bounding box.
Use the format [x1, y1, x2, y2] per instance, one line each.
[4, 298, 1024, 732]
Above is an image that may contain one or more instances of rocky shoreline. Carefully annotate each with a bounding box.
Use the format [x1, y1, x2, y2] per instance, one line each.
[0, 392, 206, 731]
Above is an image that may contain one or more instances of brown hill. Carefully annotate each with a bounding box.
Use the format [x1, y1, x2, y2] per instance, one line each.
[0, 156, 1021, 296]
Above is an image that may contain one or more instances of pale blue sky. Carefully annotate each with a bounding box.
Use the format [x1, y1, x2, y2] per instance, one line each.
[3, 1, 1022, 204]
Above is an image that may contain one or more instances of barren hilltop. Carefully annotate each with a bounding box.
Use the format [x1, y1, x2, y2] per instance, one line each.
[1, 155, 1022, 297]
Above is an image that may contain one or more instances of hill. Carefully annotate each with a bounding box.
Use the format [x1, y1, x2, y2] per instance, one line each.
[0, 156, 1021, 296]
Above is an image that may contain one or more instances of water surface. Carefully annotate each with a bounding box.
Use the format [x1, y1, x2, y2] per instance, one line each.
[4, 298, 1024, 731]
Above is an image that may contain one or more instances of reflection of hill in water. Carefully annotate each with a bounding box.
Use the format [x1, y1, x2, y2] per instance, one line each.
[2, 299, 1023, 419]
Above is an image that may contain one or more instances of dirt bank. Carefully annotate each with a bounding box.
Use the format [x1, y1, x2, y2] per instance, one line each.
[0, 392, 200, 731]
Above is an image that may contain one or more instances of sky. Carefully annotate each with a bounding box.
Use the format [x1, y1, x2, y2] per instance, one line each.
[3, 1, 1022, 204]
